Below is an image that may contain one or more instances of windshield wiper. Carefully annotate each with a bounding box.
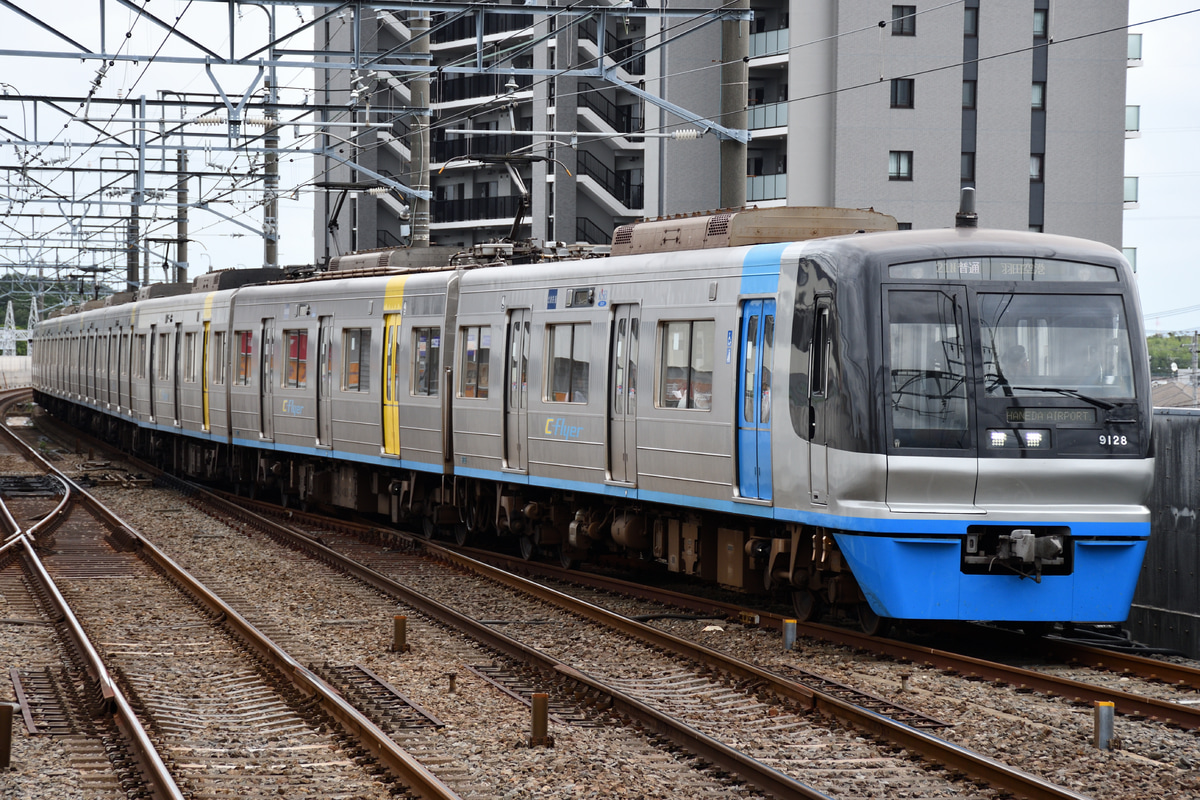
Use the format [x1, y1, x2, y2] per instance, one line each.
[1008, 386, 1117, 410]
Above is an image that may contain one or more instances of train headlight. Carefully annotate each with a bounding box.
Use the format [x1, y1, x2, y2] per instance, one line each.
[987, 428, 1051, 449]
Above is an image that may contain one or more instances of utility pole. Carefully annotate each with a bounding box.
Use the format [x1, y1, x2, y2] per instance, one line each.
[264, 6, 280, 267]
[176, 145, 189, 283]
[409, 11, 430, 247]
[720, 0, 749, 209]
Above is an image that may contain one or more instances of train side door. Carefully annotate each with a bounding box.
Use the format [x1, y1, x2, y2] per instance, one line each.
[173, 322, 183, 424]
[608, 304, 640, 483]
[737, 299, 774, 501]
[317, 315, 333, 446]
[383, 313, 403, 456]
[148, 324, 157, 422]
[504, 308, 531, 471]
[808, 299, 831, 504]
[260, 318, 275, 439]
[201, 321, 211, 431]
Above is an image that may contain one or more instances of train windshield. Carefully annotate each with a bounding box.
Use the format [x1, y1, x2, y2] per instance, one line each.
[979, 293, 1135, 399]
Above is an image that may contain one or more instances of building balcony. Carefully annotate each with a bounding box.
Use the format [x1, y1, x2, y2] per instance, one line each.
[750, 28, 788, 59]
[747, 173, 786, 202]
[748, 101, 788, 131]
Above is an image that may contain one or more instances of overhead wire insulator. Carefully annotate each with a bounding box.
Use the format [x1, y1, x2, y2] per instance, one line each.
[672, 129, 702, 140]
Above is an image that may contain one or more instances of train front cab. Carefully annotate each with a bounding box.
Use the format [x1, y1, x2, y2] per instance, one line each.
[822, 235, 1153, 626]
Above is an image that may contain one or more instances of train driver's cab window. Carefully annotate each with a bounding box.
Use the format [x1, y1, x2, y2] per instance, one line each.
[235, 331, 253, 385]
[546, 323, 590, 403]
[412, 326, 440, 396]
[979, 293, 1135, 399]
[342, 328, 370, 391]
[283, 330, 308, 388]
[887, 291, 969, 448]
[658, 320, 715, 410]
[460, 325, 490, 398]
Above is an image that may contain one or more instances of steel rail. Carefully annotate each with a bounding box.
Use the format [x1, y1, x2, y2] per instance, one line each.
[184, 479, 1095, 800]
[11, 531, 186, 800]
[0, 419, 463, 800]
[461, 545, 1200, 730]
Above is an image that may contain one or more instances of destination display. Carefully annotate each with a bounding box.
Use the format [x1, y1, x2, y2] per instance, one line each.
[889, 257, 1118, 282]
[1005, 407, 1097, 424]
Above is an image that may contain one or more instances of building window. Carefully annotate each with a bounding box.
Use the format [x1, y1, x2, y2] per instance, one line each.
[964, 7, 978, 36]
[897, 222, 913, 230]
[658, 320, 714, 410]
[889, 150, 913, 181]
[236, 331, 253, 385]
[890, 78, 914, 108]
[284, 330, 308, 388]
[547, 323, 590, 403]
[342, 328, 371, 391]
[1128, 33, 1142, 62]
[1030, 154, 1044, 182]
[412, 327, 440, 396]
[961, 152, 975, 183]
[1125, 105, 1140, 134]
[962, 80, 976, 109]
[1031, 82, 1046, 110]
[1124, 176, 1139, 205]
[1033, 9, 1048, 38]
[892, 5, 916, 36]
[459, 325, 491, 398]
[1122, 247, 1137, 273]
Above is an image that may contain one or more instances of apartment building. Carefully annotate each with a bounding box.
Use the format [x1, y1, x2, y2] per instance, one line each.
[314, 1, 1130, 260]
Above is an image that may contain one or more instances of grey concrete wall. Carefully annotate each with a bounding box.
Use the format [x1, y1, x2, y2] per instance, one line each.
[1127, 408, 1200, 658]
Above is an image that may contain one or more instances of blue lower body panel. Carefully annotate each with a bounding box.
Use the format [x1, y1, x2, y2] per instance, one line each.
[834, 533, 1148, 623]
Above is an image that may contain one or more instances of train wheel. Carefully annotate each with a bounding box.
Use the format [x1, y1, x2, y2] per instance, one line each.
[558, 543, 581, 569]
[420, 515, 436, 540]
[790, 590, 821, 622]
[453, 523, 469, 547]
[857, 602, 891, 637]
[518, 535, 536, 560]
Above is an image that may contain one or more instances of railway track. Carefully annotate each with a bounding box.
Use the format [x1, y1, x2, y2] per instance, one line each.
[13, 402, 1200, 799]
[134, 473, 1104, 800]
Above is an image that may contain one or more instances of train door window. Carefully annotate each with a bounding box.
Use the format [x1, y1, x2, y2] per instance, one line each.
[284, 330, 308, 388]
[658, 320, 714, 410]
[212, 331, 226, 385]
[235, 331, 253, 385]
[412, 326, 440, 396]
[546, 323, 590, 403]
[460, 325, 490, 398]
[887, 289, 970, 449]
[184, 332, 197, 382]
[134, 335, 147, 379]
[342, 328, 371, 391]
[157, 332, 171, 381]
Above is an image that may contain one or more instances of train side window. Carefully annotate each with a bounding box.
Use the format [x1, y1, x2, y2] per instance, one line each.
[459, 325, 490, 398]
[211, 331, 226, 385]
[235, 331, 253, 385]
[412, 327, 441, 396]
[658, 319, 714, 410]
[283, 330, 308, 388]
[342, 328, 370, 391]
[547, 323, 590, 403]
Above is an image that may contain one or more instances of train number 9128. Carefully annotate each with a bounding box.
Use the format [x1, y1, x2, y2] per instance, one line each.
[1099, 434, 1129, 447]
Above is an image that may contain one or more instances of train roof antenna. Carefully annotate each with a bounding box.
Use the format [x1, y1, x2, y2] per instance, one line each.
[956, 187, 978, 228]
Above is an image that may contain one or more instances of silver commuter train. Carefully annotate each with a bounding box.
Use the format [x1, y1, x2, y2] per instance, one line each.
[31, 205, 1154, 632]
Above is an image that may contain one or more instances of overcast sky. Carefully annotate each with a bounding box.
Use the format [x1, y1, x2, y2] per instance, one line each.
[1126, 1, 1200, 336]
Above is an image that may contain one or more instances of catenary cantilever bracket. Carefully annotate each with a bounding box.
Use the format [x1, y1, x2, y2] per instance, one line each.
[603, 70, 749, 144]
[205, 60, 265, 141]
